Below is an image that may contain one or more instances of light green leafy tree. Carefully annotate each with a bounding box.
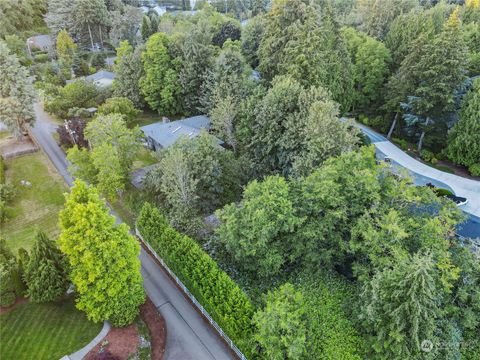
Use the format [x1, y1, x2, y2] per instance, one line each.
[56, 29, 77, 65]
[58, 180, 145, 326]
[253, 283, 307, 360]
[140, 33, 183, 115]
[97, 97, 140, 124]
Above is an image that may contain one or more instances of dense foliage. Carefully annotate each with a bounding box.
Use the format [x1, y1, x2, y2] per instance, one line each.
[0, 42, 36, 138]
[24, 232, 68, 303]
[58, 180, 145, 326]
[136, 202, 255, 356]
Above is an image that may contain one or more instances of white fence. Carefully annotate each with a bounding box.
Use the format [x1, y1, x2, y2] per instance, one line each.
[135, 228, 248, 360]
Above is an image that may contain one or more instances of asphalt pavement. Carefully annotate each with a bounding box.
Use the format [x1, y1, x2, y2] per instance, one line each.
[30, 103, 235, 360]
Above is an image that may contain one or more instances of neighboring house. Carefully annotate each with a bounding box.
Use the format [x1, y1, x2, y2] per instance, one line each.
[26, 35, 53, 54]
[66, 70, 116, 88]
[141, 115, 221, 150]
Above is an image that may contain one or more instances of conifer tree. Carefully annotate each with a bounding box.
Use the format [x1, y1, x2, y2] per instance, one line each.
[0, 42, 35, 139]
[58, 180, 145, 326]
[25, 232, 69, 303]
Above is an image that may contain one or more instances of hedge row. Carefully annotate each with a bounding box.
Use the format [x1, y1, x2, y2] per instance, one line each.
[137, 203, 255, 357]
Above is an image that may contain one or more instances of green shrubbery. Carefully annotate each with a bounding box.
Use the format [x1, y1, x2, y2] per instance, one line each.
[137, 203, 255, 356]
[392, 137, 410, 151]
[420, 149, 438, 164]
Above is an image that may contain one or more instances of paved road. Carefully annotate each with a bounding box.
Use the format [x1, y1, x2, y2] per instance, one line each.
[354, 121, 480, 239]
[30, 103, 234, 360]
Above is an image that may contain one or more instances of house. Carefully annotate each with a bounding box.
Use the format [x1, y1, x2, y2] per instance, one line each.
[66, 70, 116, 88]
[141, 115, 221, 150]
[85, 70, 116, 87]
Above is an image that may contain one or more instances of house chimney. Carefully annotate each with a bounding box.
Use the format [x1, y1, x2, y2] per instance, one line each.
[162, 116, 170, 124]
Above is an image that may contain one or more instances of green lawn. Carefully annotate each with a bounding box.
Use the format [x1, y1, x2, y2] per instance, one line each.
[0, 297, 102, 360]
[2, 152, 67, 252]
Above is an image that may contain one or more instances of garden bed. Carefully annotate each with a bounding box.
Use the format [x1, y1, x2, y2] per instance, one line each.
[85, 297, 166, 360]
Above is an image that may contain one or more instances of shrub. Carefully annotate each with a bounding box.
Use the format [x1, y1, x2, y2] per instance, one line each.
[469, 163, 480, 177]
[137, 203, 255, 356]
[420, 149, 437, 164]
[0, 259, 17, 307]
[34, 53, 50, 63]
[97, 97, 140, 124]
[392, 137, 409, 151]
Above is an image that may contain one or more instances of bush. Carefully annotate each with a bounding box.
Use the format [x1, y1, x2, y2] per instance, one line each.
[34, 53, 50, 63]
[44, 80, 99, 118]
[469, 163, 480, 176]
[137, 203, 255, 356]
[392, 137, 409, 151]
[420, 149, 437, 164]
[0, 260, 17, 307]
[97, 97, 140, 124]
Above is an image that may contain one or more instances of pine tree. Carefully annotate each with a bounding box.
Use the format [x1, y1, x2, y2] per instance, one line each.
[25, 232, 69, 303]
[409, 9, 467, 152]
[0, 42, 35, 139]
[361, 253, 442, 359]
[58, 180, 145, 326]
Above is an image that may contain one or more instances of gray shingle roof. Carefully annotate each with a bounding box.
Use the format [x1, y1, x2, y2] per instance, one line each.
[141, 115, 218, 148]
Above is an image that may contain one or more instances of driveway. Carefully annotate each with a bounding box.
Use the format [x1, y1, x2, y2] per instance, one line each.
[30, 103, 235, 360]
[354, 122, 480, 239]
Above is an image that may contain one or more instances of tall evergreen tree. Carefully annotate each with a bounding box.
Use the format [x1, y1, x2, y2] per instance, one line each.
[408, 8, 467, 151]
[58, 180, 145, 326]
[25, 232, 69, 303]
[45, 0, 73, 37]
[113, 42, 145, 108]
[0, 42, 35, 139]
[179, 25, 215, 114]
[361, 254, 442, 359]
[446, 78, 480, 175]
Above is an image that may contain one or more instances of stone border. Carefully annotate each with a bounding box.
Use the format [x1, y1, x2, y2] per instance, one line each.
[60, 321, 111, 360]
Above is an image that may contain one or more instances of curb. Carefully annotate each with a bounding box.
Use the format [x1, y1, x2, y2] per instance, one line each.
[61, 321, 111, 360]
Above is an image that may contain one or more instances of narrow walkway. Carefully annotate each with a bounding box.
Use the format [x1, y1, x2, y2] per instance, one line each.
[60, 321, 111, 360]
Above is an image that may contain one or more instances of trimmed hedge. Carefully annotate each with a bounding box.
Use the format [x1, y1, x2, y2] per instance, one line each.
[137, 203, 255, 357]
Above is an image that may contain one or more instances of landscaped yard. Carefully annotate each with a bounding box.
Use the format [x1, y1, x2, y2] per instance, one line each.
[0, 297, 102, 360]
[2, 152, 67, 252]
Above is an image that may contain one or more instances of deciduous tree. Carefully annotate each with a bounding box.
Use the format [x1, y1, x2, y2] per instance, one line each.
[140, 33, 183, 115]
[215, 176, 302, 278]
